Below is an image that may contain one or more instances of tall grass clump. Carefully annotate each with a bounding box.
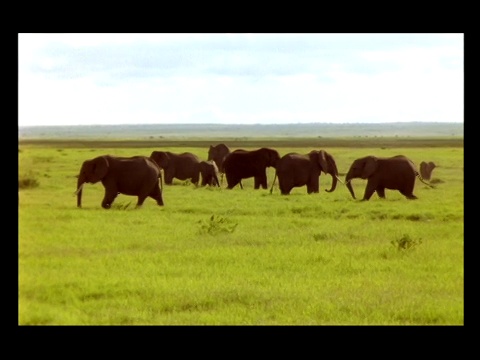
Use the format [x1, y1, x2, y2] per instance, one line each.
[19, 171, 40, 189]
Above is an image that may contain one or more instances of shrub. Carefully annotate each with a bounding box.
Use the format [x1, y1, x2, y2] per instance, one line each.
[19, 172, 40, 189]
[391, 234, 422, 251]
[111, 202, 132, 210]
[198, 215, 238, 235]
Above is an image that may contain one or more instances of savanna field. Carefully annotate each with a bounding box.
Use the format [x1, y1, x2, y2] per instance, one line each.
[18, 136, 464, 325]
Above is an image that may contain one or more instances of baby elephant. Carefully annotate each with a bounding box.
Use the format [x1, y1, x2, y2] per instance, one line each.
[199, 160, 220, 187]
[419, 161, 436, 181]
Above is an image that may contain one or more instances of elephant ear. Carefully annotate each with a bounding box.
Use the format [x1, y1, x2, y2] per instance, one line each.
[91, 156, 109, 183]
[361, 156, 377, 179]
[317, 150, 330, 175]
[153, 152, 169, 169]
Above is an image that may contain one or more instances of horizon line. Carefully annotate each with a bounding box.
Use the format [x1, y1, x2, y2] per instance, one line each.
[18, 121, 464, 128]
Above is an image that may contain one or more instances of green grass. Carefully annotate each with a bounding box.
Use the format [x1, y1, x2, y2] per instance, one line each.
[18, 140, 464, 325]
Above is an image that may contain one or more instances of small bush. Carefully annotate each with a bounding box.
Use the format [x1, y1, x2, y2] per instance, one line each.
[391, 234, 422, 251]
[198, 215, 238, 235]
[19, 172, 40, 189]
[111, 202, 132, 210]
[313, 233, 329, 241]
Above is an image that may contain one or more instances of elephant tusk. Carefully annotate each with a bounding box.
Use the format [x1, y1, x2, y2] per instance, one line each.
[74, 183, 84, 195]
[344, 179, 350, 185]
[335, 175, 345, 185]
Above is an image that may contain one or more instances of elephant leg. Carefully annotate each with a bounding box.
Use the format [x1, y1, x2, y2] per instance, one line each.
[311, 177, 319, 193]
[164, 171, 174, 185]
[261, 178, 267, 189]
[149, 183, 164, 206]
[255, 174, 267, 189]
[307, 181, 319, 194]
[377, 187, 386, 198]
[253, 176, 260, 189]
[400, 189, 418, 200]
[399, 179, 417, 199]
[362, 181, 376, 201]
[207, 176, 213, 186]
[278, 178, 290, 195]
[136, 194, 148, 208]
[101, 188, 118, 209]
[226, 173, 240, 189]
[192, 173, 200, 186]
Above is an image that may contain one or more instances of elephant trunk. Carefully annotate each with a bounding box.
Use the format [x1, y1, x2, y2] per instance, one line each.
[345, 172, 356, 199]
[76, 177, 85, 208]
[324, 156, 339, 193]
[325, 172, 337, 193]
[269, 172, 277, 194]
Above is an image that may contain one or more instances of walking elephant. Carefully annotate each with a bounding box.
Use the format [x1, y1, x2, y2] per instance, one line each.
[419, 161, 436, 180]
[223, 147, 281, 189]
[150, 151, 202, 185]
[75, 155, 164, 209]
[345, 155, 433, 201]
[199, 160, 220, 187]
[271, 150, 341, 195]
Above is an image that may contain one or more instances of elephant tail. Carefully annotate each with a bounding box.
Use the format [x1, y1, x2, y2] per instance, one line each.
[269, 172, 277, 194]
[415, 171, 435, 188]
[75, 181, 84, 208]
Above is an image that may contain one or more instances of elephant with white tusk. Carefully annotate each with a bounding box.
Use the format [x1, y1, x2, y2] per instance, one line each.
[270, 150, 340, 195]
[75, 155, 164, 209]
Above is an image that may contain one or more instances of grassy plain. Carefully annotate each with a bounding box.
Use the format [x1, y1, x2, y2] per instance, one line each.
[18, 138, 464, 325]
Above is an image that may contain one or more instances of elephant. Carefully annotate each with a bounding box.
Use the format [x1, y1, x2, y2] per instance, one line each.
[208, 143, 231, 185]
[75, 155, 164, 209]
[207, 143, 231, 174]
[420, 161, 436, 180]
[223, 147, 281, 189]
[345, 155, 433, 201]
[271, 150, 341, 195]
[150, 151, 201, 186]
[199, 160, 220, 187]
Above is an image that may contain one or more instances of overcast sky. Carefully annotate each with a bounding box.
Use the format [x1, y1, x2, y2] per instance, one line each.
[18, 33, 464, 127]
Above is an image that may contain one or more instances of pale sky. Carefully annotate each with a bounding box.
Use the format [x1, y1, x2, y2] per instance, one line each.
[18, 33, 464, 127]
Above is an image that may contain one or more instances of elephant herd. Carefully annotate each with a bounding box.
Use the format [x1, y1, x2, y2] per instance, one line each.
[75, 143, 435, 209]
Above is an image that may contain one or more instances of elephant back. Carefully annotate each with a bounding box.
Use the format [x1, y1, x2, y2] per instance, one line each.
[224, 147, 280, 169]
